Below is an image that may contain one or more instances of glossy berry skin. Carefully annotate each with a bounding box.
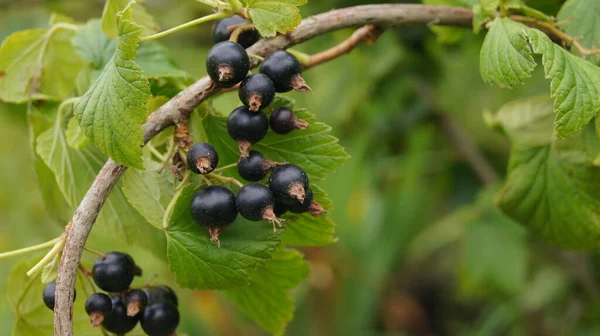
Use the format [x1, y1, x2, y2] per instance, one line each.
[42, 281, 76, 310]
[92, 252, 137, 293]
[206, 41, 249, 87]
[273, 201, 288, 217]
[187, 142, 219, 174]
[288, 187, 314, 213]
[191, 186, 238, 228]
[85, 293, 112, 317]
[123, 288, 148, 316]
[238, 150, 271, 181]
[141, 302, 180, 336]
[238, 74, 276, 111]
[212, 15, 259, 49]
[144, 286, 178, 307]
[102, 295, 139, 334]
[227, 106, 268, 144]
[270, 107, 298, 134]
[237, 183, 274, 221]
[269, 164, 309, 201]
[260, 50, 302, 92]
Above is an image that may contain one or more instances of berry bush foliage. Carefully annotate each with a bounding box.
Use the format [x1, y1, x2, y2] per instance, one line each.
[3, 0, 600, 334]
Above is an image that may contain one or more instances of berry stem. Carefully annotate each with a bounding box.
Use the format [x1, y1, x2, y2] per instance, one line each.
[162, 171, 192, 229]
[229, 22, 256, 43]
[286, 49, 312, 67]
[83, 246, 105, 258]
[140, 12, 230, 42]
[147, 143, 167, 162]
[26, 234, 67, 278]
[206, 173, 245, 188]
[212, 162, 238, 172]
[247, 53, 265, 62]
[0, 237, 60, 260]
[78, 264, 97, 294]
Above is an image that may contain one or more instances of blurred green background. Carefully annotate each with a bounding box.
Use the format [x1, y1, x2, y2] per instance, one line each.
[2, 0, 600, 335]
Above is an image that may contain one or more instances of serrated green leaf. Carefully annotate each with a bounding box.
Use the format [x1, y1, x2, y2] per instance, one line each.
[0, 25, 84, 103]
[66, 116, 89, 149]
[74, 4, 149, 168]
[101, 0, 159, 38]
[558, 0, 600, 63]
[490, 95, 555, 146]
[8, 258, 102, 336]
[243, 0, 307, 37]
[165, 185, 280, 290]
[225, 248, 310, 335]
[479, 18, 535, 88]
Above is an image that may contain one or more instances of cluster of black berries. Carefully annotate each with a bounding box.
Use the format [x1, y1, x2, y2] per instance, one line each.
[42, 252, 179, 336]
[185, 19, 325, 245]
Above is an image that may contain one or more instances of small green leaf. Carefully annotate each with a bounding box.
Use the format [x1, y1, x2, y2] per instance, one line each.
[74, 4, 149, 168]
[226, 248, 310, 335]
[243, 0, 307, 37]
[66, 116, 89, 149]
[101, 0, 159, 38]
[41, 253, 60, 284]
[479, 18, 535, 88]
[490, 95, 555, 146]
[557, 0, 600, 63]
[165, 185, 280, 290]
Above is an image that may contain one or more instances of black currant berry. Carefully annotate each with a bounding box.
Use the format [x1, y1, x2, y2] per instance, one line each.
[85, 293, 112, 327]
[269, 107, 309, 134]
[212, 15, 259, 49]
[206, 41, 249, 87]
[227, 106, 268, 157]
[141, 302, 180, 336]
[42, 281, 76, 311]
[187, 142, 219, 174]
[287, 187, 325, 217]
[102, 295, 139, 334]
[92, 252, 138, 293]
[123, 288, 148, 317]
[144, 285, 178, 307]
[191, 185, 238, 246]
[269, 164, 309, 203]
[273, 201, 288, 217]
[237, 183, 283, 231]
[260, 50, 311, 93]
[237, 150, 281, 182]
[238, 74, 276, 112]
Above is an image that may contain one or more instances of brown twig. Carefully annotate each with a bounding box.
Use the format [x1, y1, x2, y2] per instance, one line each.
[54, 5, 473, 335]
[307, 25, 383, 68]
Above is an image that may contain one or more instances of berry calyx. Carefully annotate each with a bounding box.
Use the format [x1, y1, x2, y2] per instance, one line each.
[144, 285, 178, 307]
[227, 106, 269, 157]
[212, 15, 259, 49]
[92, 251, 138, 293]
[237, 183, 283, 231]
[42, 281, 76, 311]
[123, 288, 148, 317]
[269, 107, 309, 134]
[259, 50, 311, 93]
[286, 187, 326, 217]
[206, 41, 249, 87]
[191, 185, 238, 246]
[187, 142, 219, 174]
[269, 164, 309, 203]
[237, 150, 282, 181]
[102, 295, 139, 334]
[141, 302, 180, 336]
[238, 74, 275, 112]
[85, 293, 112, 327]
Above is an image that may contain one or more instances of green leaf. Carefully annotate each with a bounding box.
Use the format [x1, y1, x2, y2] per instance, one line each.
[165, 185, 280, 290]
[0, 25, 84, 103]
[8, 258, 103, 336]
[558, 0, 600, 63]
[243, 0, 307, 37]
[74, 4, 150, 168]
[494, 96, 600, 249]
[101, 0, 159, 38]
[66, 116, 89, 149]
[479, 18, 535, 88]
[225, 248, 310, 335]
[41, 253, 60, 284]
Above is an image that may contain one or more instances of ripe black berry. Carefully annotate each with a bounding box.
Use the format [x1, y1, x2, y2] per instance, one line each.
[260, 50, 311, 93]
[269, 107, 309, 134]
[227, 106, 268, 157]
[269, 164, 309, 203]
[237, 150, 281, 182]
[191, 185, 238, 246]
[144, 285, 178, 307]
[286, 187, 325, 217]
[141, 302, 180, 336]
[123, 288, 148, 317]
[42, 281, 76, 311]
[92, 252, 138, 293]
[212, 15, 259, 49]
[85, 293, 112, 327]
[206, 41, 249, 87]
[273, 201, 288, 217]
[238, 74, 275, 112]
[102, 295, 139, 334]
[187, 142, 219, 174]
[237, 183, 283, 231]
